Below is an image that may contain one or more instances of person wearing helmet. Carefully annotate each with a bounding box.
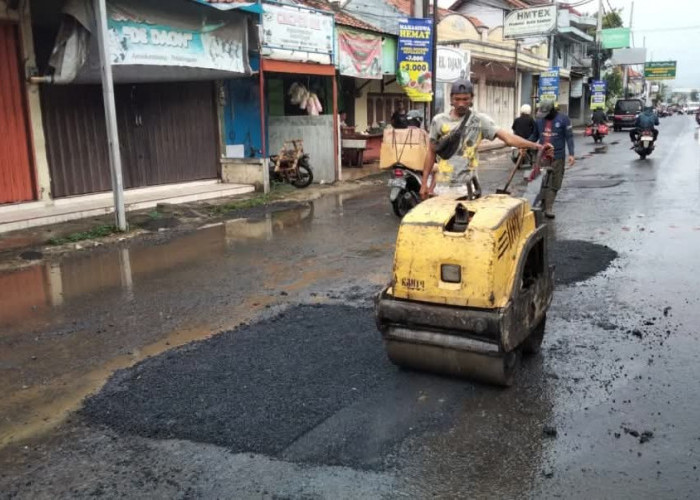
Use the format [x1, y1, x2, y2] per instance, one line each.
[630, 105, 659, 144]
[420, 79, 547, 200]
[529, 99, 576, 219]
[512, 104, 536, 139]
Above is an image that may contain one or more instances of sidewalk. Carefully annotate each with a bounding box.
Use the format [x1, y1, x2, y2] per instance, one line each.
[0, 180, 254, 235]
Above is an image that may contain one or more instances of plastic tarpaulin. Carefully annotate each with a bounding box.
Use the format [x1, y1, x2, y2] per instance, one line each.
[49, 0, 252, 83]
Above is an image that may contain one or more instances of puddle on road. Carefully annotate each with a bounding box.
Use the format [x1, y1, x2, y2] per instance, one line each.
[0, 203, 316, 329]
[0, 196, 376, 448]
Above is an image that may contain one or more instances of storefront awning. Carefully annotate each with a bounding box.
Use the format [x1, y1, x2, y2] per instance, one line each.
[189, 0, 264, 15]
[49, 0, 253, 84]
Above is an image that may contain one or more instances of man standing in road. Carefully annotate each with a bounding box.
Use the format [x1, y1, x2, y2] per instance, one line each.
[512, 104, 536, 139]
[530, 100, 576, 219]
[420, 80, 546, 200]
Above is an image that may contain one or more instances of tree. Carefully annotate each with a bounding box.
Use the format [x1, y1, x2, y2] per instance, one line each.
[604, 67, 623, 102]
[602, 10, 623, 29]
[588, 9, 625, 78]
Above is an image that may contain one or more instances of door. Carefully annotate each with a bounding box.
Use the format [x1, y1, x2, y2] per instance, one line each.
[0, 23, 35, 204]
[42, 81, 219, 197]
[485, 82, 515, 131]
[119, 82, 219, 188]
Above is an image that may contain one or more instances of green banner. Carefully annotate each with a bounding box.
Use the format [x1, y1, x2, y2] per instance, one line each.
[644, 61, 677, 80]
[601, 28, 630, 49]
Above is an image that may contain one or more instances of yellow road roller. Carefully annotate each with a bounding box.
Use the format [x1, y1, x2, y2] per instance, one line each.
[375, 194, 553, 386]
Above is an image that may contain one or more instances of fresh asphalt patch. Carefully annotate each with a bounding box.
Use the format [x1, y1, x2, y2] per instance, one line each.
[80, 241, 617, 469]
[81, 304, 467, 470]
[550, 240, 618, 286]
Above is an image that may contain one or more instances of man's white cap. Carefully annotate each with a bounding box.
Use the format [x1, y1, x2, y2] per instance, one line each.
[521, 104, 532, 115]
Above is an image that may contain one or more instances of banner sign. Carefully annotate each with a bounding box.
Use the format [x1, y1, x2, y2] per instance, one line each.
[397, 18, 433, 102]
[590, 80, 606, 110]
[538, 67, 560, 102]
[262, 3, 334, 58]
[436, 47, 470, 83]
[644, 61, 677, 80]
[611, 48, 647, 65]
[503, 5, 557, 39]
[601, 28, 630, 49]
[338, 28, 382, 79]
[108, 6, 248, 73]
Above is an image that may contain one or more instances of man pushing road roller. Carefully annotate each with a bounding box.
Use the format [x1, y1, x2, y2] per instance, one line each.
[419, 79, 547, 201]
[376, 80, 556, 386]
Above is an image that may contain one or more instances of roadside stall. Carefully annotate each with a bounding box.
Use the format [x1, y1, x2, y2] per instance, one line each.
[260, 1, 338, 183]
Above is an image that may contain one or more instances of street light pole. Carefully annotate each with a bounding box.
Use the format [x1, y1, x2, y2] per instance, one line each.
[94, 0, 127, 231]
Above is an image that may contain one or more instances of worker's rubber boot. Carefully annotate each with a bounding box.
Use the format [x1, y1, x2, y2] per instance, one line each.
[544, 190, 556, 219]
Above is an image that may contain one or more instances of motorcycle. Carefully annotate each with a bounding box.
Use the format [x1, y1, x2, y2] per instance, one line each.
[268, 139, 313, 188]
[585, 123, 609, 143]
[388, 163, 424, 218]
[633, 129, 655, 159]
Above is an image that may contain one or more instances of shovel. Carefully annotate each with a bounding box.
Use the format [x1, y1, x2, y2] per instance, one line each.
[496, 149, 526, 195]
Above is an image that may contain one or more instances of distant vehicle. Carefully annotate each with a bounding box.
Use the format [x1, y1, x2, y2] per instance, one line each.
[613, 99, 644, 131]
[633, 129, 655, 160]
[686, 102, 700, 114]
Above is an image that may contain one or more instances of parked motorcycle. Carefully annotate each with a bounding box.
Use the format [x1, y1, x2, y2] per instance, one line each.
[388, 163, 424, 218]
[585, 123, 609, 143]
[268, 139, 313, 188]
[633, 129, 655, 159]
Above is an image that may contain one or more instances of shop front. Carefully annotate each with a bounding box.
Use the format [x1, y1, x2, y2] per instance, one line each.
[33, 0, 256, 197]
[336, 25, 392, 167]
[1, 3, 37, 205]
[259, 2, 338, 183]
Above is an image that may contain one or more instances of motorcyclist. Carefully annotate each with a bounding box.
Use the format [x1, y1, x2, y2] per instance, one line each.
[591, 108, 607, 125]
[630, 105, 659, 144]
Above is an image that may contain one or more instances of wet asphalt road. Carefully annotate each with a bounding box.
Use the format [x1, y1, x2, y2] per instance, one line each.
[2, 114, 700, 498]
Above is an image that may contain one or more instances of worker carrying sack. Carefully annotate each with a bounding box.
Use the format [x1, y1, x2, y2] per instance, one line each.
[434, 111, 470, 160]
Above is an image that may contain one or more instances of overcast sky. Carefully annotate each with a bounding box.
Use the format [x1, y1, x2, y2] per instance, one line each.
[437, 0, 700, 89]
[588, 0, 700, 89]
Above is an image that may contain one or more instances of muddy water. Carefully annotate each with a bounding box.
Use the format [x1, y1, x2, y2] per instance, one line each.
[0, 193, 397, 447]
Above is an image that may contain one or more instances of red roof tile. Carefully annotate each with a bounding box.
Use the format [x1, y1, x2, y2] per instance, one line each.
[294, 0, 387, 32]
[438, 7, 486, 29]
[450, 0, 529, 11]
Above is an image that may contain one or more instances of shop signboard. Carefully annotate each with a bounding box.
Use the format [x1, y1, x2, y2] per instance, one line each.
[601, 28, 630, 49]
[644, 61, 677, 80]
[503, 5, 557, 39]
[590, 80, 606, 110]
[436, 47, 470, 83]
[108, 5, 249, 73]
[261, 3, 334, 62]
[397, 18, 433, 102]
[538, 67, 560, 102]
[338, 28, 382, 79]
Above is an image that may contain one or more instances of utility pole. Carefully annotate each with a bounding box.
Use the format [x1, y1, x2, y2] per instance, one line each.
[430, 0, 438, 120]
[94, 0, 127, 231]
[594, 0, 603, 80]
[514, 40, 519, 118]
[623, 0, 635, 98]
